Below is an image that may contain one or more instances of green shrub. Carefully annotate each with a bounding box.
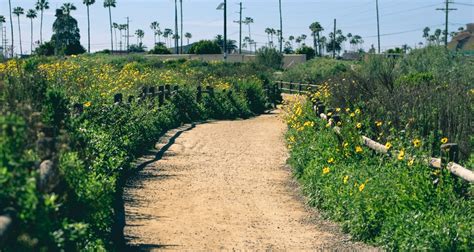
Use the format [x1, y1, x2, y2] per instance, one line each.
[188, 40, 222, 54]
[285, 100, 473, 250]
[255, 47, 283, 69]
[295, 45, 316, 60]
[148, 43, 171, 55]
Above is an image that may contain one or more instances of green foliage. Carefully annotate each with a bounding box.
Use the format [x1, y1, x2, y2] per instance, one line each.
[35, 41, 55, 56]
[281, 57, 349, 83]
[0, 56, 274, 250]
[255, 47, 283, 69]
[285, 101, 473, 250]
[295, 45, 316, 60]
[51, 9, 85, 56]
[148, 43, 171, 55]
[328, 47, 473, 159]
[188, 40, 222, 54]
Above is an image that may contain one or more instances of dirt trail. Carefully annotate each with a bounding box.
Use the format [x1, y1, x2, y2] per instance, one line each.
[124, 110, 372, 251]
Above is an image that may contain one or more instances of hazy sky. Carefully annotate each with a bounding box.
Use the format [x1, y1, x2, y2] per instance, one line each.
[1, 0, 473, 54]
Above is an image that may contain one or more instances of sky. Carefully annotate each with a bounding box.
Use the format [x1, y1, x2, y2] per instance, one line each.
[1, 0, 473, 54]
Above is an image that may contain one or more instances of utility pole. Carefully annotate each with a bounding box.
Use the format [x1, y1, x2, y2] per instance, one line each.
[174, 0, 179, 54]
[126, 17, 130, 52]
[224, 0, 227, 60]
[180, 0, 183, 54]
[233, 2, 243, 54]
[333, 18, 336, 59]
[437, 0, 457, 47]
[376, 0, 381, 54]
[279, 0, 283, 53]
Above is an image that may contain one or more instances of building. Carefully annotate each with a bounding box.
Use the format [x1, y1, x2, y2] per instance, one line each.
[448, 23, 474, 55]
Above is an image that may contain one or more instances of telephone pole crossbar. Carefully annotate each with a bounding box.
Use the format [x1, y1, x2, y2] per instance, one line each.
[436, 0, 457, 47]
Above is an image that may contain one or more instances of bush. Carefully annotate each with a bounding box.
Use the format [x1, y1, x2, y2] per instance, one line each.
[188, 40, 222, 54]
[281, 57, 349, 83]
[148, 43, 171, 55]
[35, 41, 55, 56]
[0, 56, 275, 250]
[255, 47, 283, 69]
[284, 99, 473, 250]
[295, 45, 316, 60]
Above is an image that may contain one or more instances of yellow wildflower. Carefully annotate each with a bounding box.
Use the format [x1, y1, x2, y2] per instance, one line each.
[375, 121, 383, 127]
[336, 108, 341, 112]
[343, 175, 349, 184]
[441, 137, 448, 144]
[413, 139, 421, 148]
[343, 142, 349, 148]
[355, 108, 361, 114]
[359, 183, 366, 192]
[328, 158, 335, 164]
[323, 167, 330, 174]
[355, 146, 363, 153]
[356, 123, 362, 129]
[84, 101, 92, 107]
[408, 159, 414, 166]
[350, 113, 355, 117]
[385, 142, 392, 150]
[345, 108, 351, 113]
[398, 149, 405, 160]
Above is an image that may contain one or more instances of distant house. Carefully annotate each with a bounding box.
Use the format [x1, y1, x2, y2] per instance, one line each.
[448, 23, 474, 55]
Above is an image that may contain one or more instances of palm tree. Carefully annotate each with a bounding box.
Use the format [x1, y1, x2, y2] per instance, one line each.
[163, 28, 173, 48]
[26, 9, 37, 54]
[8, 0, 14, 57]
[35, 0, 49, 44]
[243, 17, 254, 41]
[83, 0, 95, 53]
[113, 22, 118, 49]
[185, 32, 192, 45]
[265, 28, 272, 45]
[300, 34, 307, 45]
[118, 24, 126, 50]
[13, 7, 24, 56]
[309, 22, 323, 56]
[319, 36, 327, 55]
[135, 29, 144, 44]
[422, 27, 430, 44]
[61, 3, 77, 16]
[270, 28, 276, 47]
[150, 21, 159, 45]
[104, 0, 116, 52]
[156, 29, 163, 43]
[0, 15, 6, 56]
[288, 35, 294, 47]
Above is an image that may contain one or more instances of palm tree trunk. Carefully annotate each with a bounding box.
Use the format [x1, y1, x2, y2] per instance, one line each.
[187, 38, 189, 45]
[17, 16, 22, 56]
[40, 10, 43, 44]
[87, 5, 91, 53]
[8, 0, 13, 57]
[317, 32, 321, 56]
[114, 28, 117, 51]
[108, 6, 113, 52]
[119, 30, 122, 51]
[30, 18, 33, 54]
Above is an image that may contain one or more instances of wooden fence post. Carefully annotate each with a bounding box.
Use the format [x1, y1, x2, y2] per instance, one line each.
[317, 103, 326, 115]
[114, 93, 123, 104]
[141, 87, 148, 99]
[149, 87, 156, 98]
[441, 143, 459, 169]
[197, 86, 202, 102]
[289, 82, 293, 94]
[165, 85, 171, 100]
[158, 86, 165, 106]
[298, 82, 302, 94]
[206, 86, 214, 96]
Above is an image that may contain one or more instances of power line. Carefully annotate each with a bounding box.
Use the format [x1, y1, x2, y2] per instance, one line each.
[363, 24, 445, 38]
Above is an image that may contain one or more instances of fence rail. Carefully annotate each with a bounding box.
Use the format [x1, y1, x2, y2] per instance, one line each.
[283, 81, 474, 183]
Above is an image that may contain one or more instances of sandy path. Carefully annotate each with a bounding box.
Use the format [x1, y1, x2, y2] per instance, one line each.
[123, 110, 372, 251]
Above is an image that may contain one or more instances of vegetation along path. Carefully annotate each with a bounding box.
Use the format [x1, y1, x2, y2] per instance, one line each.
[123, 109, 373, 250]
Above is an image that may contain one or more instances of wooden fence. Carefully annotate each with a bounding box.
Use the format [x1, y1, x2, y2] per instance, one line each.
[279, 81, 474, 183]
